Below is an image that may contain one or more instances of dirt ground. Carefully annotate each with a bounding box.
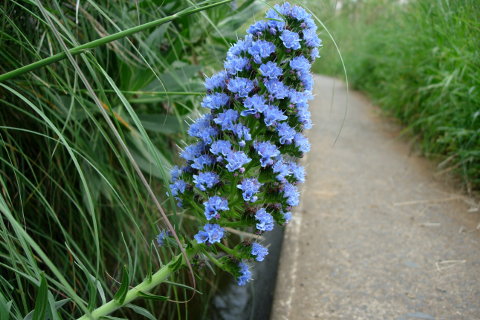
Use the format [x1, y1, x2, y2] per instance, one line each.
[271, 76, 480, 320]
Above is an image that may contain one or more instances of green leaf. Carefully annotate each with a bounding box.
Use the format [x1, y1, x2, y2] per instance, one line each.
[168, 255, 183, 272]
[125, 304, 157, 320]
[138, 114, 185, 134]
[137, 291, 169, 301]
[32, 274, 48, 320]
[47, 293, 68, 320]
[90, 274, 107, 306]
[0, 293, 12, 320]
[113, 266, 129, 304]
[163, 281, 203, 295]
[146, 244, 154, 283]
[214, 1, 262, 40]
[127, 132, 171, 182]
[0, 0, 234, 81]
[139, 65, 203, 96]
[145, 23, 171, 48]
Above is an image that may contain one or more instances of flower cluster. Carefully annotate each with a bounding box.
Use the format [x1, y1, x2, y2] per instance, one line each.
[168, 2, 321, 286]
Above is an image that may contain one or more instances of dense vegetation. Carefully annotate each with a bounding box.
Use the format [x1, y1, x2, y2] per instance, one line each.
[315, 0, 480, 191]
[0, 1, 262, 318]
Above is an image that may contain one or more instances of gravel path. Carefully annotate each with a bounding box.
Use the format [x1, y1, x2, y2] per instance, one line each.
[271, 76, 480, 320]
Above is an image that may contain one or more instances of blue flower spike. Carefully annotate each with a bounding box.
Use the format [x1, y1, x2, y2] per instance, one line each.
[167, 2, 321, 286]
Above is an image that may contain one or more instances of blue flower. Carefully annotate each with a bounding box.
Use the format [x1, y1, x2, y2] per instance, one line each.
[241, 94, 268, 116]
[247, 40, 276, 64]
[232, 124, 252, 144]
[194, 223, 225, 245]
[291, 5, 311, 21]
[296, 105, 313, 129]
[227, 36, 252, 58]
[227, 77, 255, 98]
[280, 30, 301, 50]
[188, 114, 218, 144]
[237, 178, 262, 202]
[265, 79, 289, 99]
[303, 28, 322, 48]
[310, 47, 320, 60]
[263, 105, 287, 126]
[259, 61, 282, 79]
[170, 179, 187, 197]
[237, 262, 252, 286]
[205, 71, 227, 91]
[288, 161, 305, 183]
[214, 109, 239, 130]
[283, 182, 299, 206]
[266, 7, 286, 30]
[156, 230, 170, 246]
[303, 19, 317, 31]
[276, 122, 296, 144]
[225, 151, 251, 172]
[274, 2, 292, 15]
[170, 165, 182, 181]
[300, 73, 313, 90]
[282, 211, 292, 222]
[251, 242, 269, 261]
[254, 141, 280, 167]
[191, 154, 215, 170]
[247, 20, 268, 35]
[210, 140, 232, 156]
[201, 92, 230, 110]
[193, 172, 220, 191]
[273, 158, 290, 182]
[255, 208, 274, 231]
[290, 56, 311, 73]
[273, 3, 314, 28]
[225, 56, 249, 75]
[180, 142, 205, 162]
[188, 114, 212, 131]
[294, 133, 311, 153]
[289, 89, 314, 105]
[194, 230, 209, 244]
[204, 196, 229, 220]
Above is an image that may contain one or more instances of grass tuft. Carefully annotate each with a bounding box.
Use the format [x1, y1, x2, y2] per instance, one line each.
[313, 0, 480, 191]
[0, 0, 261, 318]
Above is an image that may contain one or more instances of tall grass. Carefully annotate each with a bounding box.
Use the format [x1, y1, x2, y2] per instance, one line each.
[314, 0, 480, 191]
[0, 0, 262, 318]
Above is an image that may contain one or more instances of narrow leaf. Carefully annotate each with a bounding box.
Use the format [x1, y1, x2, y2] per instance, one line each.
[113, 266, 129, 304]
[125, 304, 157, 320]
[32, 274, 48, 320]
[137, 291, 169, 301]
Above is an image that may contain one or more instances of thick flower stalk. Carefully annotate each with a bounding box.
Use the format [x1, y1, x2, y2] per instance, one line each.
[169, 2, 321, 285]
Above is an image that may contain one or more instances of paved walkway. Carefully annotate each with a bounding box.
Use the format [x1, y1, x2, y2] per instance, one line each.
[271, 76, 480, 320]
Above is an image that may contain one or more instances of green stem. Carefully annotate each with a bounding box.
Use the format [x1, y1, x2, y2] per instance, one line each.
[0, 0, 233, 82]
[216, 242, 237, 256]
[77, 246, 198, 320]
[202, 251, 224, 269]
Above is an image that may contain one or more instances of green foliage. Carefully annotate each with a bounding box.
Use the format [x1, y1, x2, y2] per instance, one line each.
[314, 0, 480, 190]
[0, 0, 261, 318]
[113, 266, 130, 304]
